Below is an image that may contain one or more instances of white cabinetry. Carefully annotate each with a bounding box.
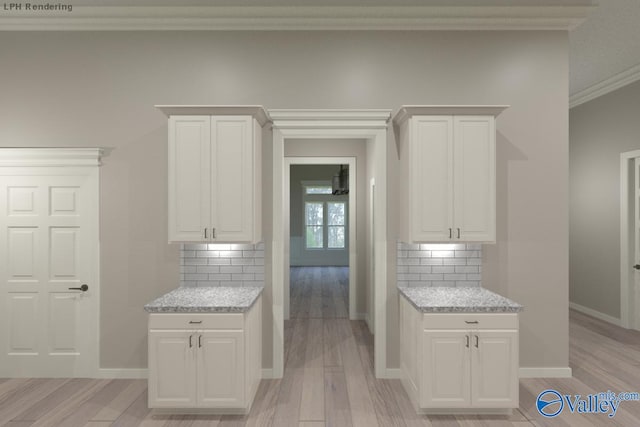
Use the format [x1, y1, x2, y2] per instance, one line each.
[400, 296, 518, 413]
[148, 296, 262, 413]
[159, 106, 270, 243]
[394, 106, 507, 243]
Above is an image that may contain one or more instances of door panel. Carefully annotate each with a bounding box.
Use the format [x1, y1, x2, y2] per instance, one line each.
[148, 331, 197, 407]
[8, 227, 37, 280]
[198, 330, 244, 407]
[211, 116, 253, 242]
[422, 330, 471, 407]
[49, 228, 79, 279]
[471, 330, 519, 407]
[49, 293, 79, 353]
[453, 116, 495, 242]
[412, 117, 453, 241]
[8, 293, 38, 354]
[49, 187, 79, 216]
[7, 186, 37, 216]
[168, 116, 211, 242]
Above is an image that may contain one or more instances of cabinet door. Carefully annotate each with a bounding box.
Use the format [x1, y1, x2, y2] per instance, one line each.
[411, 117, 454, 241]
[471, 330, 519, 408]
[148, 330, 197, 408]
[210, 117, 254, 242]
[168, 116, 211, 242]
[197, 330, 245, 407]
[453, 116, 495, 242]
[422, 330, 471, 407]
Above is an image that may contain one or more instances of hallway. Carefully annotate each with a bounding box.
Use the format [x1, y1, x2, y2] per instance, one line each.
[289, 266, 349, 319]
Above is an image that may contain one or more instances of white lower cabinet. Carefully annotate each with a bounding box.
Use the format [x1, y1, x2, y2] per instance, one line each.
[400, 296, 518, 413]
[148, 297, 261, 413]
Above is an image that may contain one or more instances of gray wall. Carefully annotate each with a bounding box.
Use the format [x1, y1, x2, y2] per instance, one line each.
[0, 30, 569, 371]
[289, 165, 349, 267]
[569, 79, 640, 319]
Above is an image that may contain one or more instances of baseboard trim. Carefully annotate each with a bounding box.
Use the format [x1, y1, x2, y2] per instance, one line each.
[519, 367, 572, 378]
[353, 312, 367, 321]
[97, 368, 148, 379]
[382, 368, 402, 379]
[569, 302, 622, 327]
[261, 368, 275, 379]
[365, 315, 374, 335]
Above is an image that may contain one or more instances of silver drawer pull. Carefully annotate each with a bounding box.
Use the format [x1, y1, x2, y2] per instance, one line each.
[189, 320, 202, 324]
[465, 321, 479, 324]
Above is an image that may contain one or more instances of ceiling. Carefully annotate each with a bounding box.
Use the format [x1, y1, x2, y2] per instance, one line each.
[569, 0, 640, 104]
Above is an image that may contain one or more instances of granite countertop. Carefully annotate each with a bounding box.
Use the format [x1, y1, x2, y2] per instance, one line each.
[398, 286, 523, 313]
[144, 286, 263, 313]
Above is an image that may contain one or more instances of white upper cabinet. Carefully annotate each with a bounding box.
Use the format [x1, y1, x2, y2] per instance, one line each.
[159, 106, 270, 243]
[394, 106, 507, 243]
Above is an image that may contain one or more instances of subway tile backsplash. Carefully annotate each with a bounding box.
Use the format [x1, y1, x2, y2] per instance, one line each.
[180, 243, 265, 288]
[397, 242, 482, 288]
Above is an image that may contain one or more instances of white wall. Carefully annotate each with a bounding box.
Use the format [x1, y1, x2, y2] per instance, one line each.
[569, 79, 640, 319]
[0, 30, 569, 371]
[289, 165, 349, 267]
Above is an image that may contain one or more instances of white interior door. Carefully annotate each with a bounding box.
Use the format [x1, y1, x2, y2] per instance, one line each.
[0, 169, 99, 377]
[633, 158, 640, 329]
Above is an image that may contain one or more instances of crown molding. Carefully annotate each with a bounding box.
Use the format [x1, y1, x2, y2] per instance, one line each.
[393, 105, 509, 125]
[0, 148, 105, 167]
[270, 109, 391, 130]
[570, 63, 640, 109]
[0, 5, 591, 31]
[156, 105, 271, 126]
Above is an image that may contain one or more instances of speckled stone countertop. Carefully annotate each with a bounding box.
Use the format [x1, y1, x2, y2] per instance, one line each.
[398, 286, 523, 313]
[144, 286, 263, 313]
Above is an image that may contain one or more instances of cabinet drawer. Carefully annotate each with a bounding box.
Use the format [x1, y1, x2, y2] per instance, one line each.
[149, 313, 244, 330]
[422, 313, 518, 330]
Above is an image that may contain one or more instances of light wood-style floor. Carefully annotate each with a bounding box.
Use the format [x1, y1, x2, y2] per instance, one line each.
[1, 267, 640, 426]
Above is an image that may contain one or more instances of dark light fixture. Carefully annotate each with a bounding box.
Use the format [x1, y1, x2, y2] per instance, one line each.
[332, 165, 349, 195]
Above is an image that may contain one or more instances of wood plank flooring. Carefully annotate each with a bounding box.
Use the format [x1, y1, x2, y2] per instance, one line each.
[2, 268, 640, 426]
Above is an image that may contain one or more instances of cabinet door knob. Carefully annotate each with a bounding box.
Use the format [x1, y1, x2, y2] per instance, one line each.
[475, 335, 479, 348]
[457, 228, 461, 239]
[465, 320, 479, 324]
[449, 228, 452, 239]
[204, 228, 208, 239]
[198, 335, 202, 348]
[465, 335, 470, 348]
[189, 335, 193, 348]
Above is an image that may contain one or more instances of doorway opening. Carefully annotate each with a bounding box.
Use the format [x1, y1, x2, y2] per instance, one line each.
[270, 109, 391, 379]
[287, 162, 354, 321]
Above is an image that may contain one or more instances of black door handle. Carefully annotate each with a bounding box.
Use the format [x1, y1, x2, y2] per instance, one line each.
[69, 284, 89, 292]
[634, 265, 640, 270]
